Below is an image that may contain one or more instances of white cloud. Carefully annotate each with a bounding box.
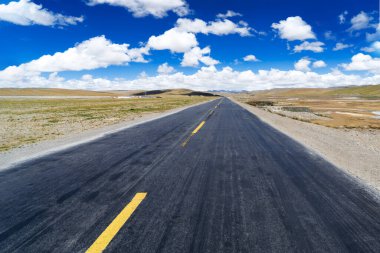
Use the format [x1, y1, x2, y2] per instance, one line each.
[0, 0, 83, 26]
[295, 59, 326, 71]
[175, 18, 207, 33]
[127, 46, 150, 63]
[181, 46, 219, 67]
[147, 17, 252, 59]
[324, 31, 336, 40]
[243, 55, 259, 62]
[3, 65, 380, 91]
[294, 41, 325, 53]
[339, 11, 348, 24]
[0, 36, 149, 81]
[294, 58, 311, 72]
[367, 24, 380, 41]
[81, 74, 93, 81]
[216, 10, 242, 19]
[348, 11, 372, 31]
[138, 71, 148, 79]
[147, 28, 198, 53]
[175, 18, 251, 36]
[372, 41, 380, 51]
[272, 16, 316, 41]
[312, 60, 327, 68]
[333, 42, 353, 51]
[361, 47, 375, 53]
[342, 53, 380, 74]
[360, 41, 380, 53]
[157, 63, 175, 74]
[87, 0, 189, 18]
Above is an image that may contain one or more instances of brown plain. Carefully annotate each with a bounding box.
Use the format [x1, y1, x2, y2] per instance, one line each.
[232, 85, 380, 129]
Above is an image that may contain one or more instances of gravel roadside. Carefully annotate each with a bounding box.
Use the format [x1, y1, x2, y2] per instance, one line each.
[233, 98, 380, 191]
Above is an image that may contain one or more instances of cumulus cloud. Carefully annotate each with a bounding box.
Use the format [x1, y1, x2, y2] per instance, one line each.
[272, 16, 316, 41]
[312, 60, 327, 68]
[243, 55, 260, 62]
[181, 46, 219, 67]
[3, 65, 380, 91]
[147, 28, 198, 53]
[367, 24, 380, 41]
[294, 58, 326, 71]
[147, 17, 253, 63]
[294, 58, 311, 72]
[371, 41, 380, 51]
[360, 41, 380, 53]
[371, 41, 380, 52]
[175, 18, 251, 36]
[216, 10, 242, 19]
[0, 36, 149, 81]
[0, 0, 83, 26]
[348, 11, 372, 32]
[157, 63, 175, 74]
[342, 53, 380, 74]
[333, 42, 353, 51]
[87, 0, 189, 18]
[294, 41, 325, 53]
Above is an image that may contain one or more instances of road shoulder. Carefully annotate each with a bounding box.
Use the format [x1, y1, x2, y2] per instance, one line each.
[231, 98, 380, 192]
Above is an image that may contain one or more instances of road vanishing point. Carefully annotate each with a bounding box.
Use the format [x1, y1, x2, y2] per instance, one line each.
[0, 98, 379, 252]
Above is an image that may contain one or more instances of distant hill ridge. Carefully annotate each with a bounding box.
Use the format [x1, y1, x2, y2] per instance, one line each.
[132, 89, 217, 97]
[254, 84, 380, 98]
[0, 88, 217, 97]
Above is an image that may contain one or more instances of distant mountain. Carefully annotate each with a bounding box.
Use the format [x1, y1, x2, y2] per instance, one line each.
[208, 90, 247, 93]
[0, 88, 218, 97]
[133, 89, 217, 97]
[251, 85, 380, 99]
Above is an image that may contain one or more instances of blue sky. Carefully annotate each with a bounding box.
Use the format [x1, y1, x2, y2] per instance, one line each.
[0, 0, 379, 90]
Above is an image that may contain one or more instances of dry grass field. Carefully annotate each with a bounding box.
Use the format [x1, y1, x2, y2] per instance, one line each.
[0, 89, 215, 152]
[232, 85, 380, 129]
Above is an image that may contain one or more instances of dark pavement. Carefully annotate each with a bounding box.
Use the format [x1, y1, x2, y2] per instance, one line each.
[0, 98, 379, 252]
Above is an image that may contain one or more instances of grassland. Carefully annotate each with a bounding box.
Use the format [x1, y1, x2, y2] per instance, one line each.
[249, 84, 380, 99]
[0, 92, 214, 152]
[232, 85, 380, 129]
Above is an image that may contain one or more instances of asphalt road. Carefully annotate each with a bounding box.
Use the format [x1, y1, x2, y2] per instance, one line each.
[0, 98, 379, 253]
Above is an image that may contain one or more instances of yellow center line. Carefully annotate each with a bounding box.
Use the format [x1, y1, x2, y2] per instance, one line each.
[181, 135, 192, 147]
[86, 193, 147, 253]
[182, 100, 223, 147]
[192, 121, 206, 134]
[181, 120, 207, 147]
